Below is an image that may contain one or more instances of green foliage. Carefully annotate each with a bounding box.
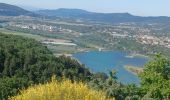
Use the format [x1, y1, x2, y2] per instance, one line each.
[0, 33, 91, 99]
[88, 70, 125, 99]
[122, 84, 142, 100]
[0, 77, 28, 99]
[139, 54, 170, 99]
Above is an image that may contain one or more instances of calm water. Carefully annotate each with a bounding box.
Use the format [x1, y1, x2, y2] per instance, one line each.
[73, 51, 149, 85]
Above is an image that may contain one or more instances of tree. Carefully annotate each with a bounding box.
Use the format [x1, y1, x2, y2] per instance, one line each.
[139, 54, 170, 99]
[0, 77, 28, 100]
[0, 48, 5, 74]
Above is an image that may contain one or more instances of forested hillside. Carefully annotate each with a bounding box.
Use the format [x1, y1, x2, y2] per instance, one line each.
[0, 33, 91, 99]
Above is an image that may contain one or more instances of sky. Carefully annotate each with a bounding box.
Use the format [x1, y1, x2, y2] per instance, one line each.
[0, 0, 170, 16]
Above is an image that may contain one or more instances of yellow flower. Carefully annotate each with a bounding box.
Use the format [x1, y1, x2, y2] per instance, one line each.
[9, 77, 115, 100]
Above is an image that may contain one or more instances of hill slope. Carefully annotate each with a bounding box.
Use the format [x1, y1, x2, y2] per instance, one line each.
[0, 3, 37, 16]
[0, 33, 91, 99]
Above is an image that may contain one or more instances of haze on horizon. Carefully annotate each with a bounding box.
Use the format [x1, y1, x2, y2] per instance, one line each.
[0, 0, 170, 17]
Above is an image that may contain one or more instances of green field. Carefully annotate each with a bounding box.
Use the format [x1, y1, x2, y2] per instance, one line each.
[0, 28, 45, 41]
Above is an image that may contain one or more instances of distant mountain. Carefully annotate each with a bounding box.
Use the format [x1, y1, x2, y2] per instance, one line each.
[1, 3, 170, 24]
[0, 3, 38, 16]
[37, 8, 170, 24]
[37, 8, 90, 16]
[18, 5, 44, 11]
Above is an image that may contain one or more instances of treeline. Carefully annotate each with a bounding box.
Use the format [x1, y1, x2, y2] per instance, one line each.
[0, 33, 170, 100]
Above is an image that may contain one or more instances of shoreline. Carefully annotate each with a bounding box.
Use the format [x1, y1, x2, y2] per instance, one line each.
[125, 53, 149, 59]
[124, 65, 143, 75]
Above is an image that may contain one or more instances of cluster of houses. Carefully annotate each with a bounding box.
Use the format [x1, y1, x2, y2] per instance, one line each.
[9, 23, 55, 32]
[136, 35, 170, 48]
[8, 23, 81, 36]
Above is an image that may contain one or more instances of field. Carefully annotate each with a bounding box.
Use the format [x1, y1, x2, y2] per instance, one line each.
[0, 28, 45, 41]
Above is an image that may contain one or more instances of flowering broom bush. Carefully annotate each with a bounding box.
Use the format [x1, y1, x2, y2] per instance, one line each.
[10, 77, 114, 100]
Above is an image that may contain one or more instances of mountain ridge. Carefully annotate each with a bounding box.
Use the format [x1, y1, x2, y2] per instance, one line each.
[37, 8, 170, 23]
[1, 3, 170, 24]
[0, 3, 38, 16]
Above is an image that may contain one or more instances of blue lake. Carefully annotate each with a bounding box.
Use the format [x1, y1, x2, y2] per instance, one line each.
[73, 51, 149, 85]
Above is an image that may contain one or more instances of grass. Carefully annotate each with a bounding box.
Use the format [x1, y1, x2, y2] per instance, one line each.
[0, 28, 45, 41]
[47, 45, 79, 54]
[9, 77, 114, 100]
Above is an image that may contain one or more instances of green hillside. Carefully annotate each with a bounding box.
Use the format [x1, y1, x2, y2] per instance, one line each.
[0, 33, 91, 99]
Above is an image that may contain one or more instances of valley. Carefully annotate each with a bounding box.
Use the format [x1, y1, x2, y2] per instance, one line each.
[0, 2, 170, 100]
[1, 15, 170, 58]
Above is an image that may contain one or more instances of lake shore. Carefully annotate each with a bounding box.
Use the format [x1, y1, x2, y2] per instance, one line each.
[125, 53, 149, 59]
[124, 65, 143, 75]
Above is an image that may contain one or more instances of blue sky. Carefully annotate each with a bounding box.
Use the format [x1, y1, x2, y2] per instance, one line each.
[1, 0, 170, 16]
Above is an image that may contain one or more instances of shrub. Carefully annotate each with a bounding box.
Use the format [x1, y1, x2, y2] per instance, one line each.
[10, 77, 114, 100]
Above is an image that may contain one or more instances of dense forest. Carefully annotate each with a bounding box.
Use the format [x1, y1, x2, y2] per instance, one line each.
[0, 33, 91, 99]
[0, 33, 170, 100]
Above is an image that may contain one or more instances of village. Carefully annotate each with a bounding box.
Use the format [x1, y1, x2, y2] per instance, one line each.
[136, 35, 170, 48]
[4, 17, 170, 50]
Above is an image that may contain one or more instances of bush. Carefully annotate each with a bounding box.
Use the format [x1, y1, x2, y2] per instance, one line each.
[9, 77, 114, 100]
